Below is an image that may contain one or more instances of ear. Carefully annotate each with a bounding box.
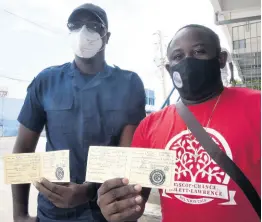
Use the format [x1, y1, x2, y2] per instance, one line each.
[165, 63, 173, 79]
[219, 51, 227, 69]
[106, 32, 111, 44]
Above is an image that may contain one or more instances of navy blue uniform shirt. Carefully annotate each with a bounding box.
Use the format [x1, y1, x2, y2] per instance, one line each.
[18, 62, 146, 221]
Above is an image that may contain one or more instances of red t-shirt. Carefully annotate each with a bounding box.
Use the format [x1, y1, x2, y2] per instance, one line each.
[132, 87, 261, 222]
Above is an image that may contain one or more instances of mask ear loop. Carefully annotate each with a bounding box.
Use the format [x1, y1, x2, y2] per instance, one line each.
[96, 23, 108, 53]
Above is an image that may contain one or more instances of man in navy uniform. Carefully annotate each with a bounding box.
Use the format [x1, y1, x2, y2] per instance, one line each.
[12, 3, 145, 222]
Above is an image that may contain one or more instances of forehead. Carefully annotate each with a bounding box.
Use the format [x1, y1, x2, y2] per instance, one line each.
[168, 27, 215, 53]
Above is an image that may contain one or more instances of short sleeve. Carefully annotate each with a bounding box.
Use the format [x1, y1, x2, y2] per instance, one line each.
[18, 77, 46, 133]
[126, 73, 146, 125]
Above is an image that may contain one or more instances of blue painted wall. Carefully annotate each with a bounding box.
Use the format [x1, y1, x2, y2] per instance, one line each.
[0, 98, 24, 136]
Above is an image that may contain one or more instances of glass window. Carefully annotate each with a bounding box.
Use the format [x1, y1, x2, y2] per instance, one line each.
[233, 39, 246, 49]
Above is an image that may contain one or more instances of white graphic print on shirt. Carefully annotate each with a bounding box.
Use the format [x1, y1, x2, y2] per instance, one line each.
[162, 128, 237, 205]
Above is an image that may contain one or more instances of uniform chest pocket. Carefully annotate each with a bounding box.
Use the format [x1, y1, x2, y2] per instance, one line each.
[45, 94, 74, 134]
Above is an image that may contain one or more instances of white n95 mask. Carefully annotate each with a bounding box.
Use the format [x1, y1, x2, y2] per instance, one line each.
[69, 25, 103, 59]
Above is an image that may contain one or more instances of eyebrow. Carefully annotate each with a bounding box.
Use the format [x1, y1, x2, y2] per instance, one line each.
[172, 42, 206, 52]
[168, 42, 208, 59]
[191, 43, 206, 48]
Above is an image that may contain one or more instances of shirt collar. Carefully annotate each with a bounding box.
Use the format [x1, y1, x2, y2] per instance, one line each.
[67, 61, 112, 78]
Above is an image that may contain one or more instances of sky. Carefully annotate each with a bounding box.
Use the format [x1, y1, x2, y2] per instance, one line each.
[0, 0, 231, 108]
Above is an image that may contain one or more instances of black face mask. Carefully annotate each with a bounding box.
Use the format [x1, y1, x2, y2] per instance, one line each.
[170, 57, 223, 103]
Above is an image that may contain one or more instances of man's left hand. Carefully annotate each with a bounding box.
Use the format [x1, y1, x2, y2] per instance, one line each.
[33, 178, 88, 208]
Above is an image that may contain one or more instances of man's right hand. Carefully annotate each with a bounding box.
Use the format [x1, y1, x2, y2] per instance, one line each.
[97, 178, 144, 222]
[14, 215, 37, 222]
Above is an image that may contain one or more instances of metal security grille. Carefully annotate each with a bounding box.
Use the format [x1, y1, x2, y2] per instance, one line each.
[232, 21, 261, 90]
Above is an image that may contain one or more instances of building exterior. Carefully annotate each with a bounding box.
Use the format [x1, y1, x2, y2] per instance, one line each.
[145, 88, 157, 115]
[0, 97, 24, 137]
[210, 0, 261, 90]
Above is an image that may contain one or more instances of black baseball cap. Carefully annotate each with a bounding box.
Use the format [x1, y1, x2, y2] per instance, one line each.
[68, 3, 108, 28]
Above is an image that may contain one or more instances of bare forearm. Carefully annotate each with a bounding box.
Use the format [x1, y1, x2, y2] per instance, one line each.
[12, 184, 31, 218]
[12, 125, 40, 218]
[119, 125, 138, 147]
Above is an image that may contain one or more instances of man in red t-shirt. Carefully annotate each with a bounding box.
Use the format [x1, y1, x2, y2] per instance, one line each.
[96, 24, 261, 222]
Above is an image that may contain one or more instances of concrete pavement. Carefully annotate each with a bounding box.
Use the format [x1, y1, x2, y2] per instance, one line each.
[0, 137, 161, 222]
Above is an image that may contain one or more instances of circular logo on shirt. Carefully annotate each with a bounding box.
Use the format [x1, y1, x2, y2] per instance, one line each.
[55, 167, 64, 180]
[172, 71, 183, 88]
[149, 169, 166, 186]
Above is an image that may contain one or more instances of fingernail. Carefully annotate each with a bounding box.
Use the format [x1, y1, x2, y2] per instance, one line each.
[39, 178, 44, 183]
[32, 181, 37, 187]
[134, 184, 142, 192]
[135, 205, 141, 211]
[122, 178, 129, 185]
[135, 196, 142, 204]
